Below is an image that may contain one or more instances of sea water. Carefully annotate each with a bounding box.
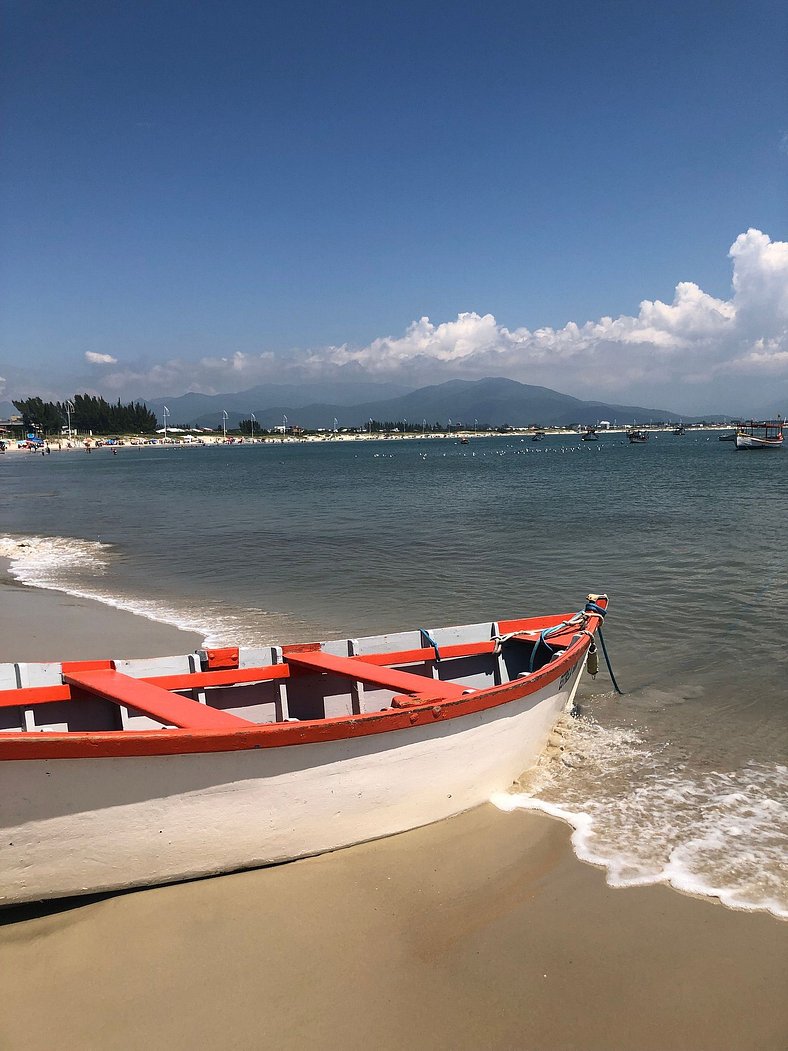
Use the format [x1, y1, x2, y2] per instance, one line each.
[1, 433, 786, 917]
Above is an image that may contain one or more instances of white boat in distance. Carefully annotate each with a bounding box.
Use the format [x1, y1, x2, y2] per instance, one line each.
[734, 420, 783, 450]
[0, 596, 608, 905]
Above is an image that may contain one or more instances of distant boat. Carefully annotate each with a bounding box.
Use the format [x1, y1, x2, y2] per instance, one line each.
[581, 428, 599, 441]
[531, 430, 546, 442]
[673, 425, 686, 436]
[627, 429, 649, 444]
[733, 420, 784, 450]
[718, 433, 736, 442]
[459, 437, 470, 444]
[0, 597, 609, 904]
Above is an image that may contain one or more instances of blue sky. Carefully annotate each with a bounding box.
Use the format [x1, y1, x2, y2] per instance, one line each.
[1, 0, 786, 413]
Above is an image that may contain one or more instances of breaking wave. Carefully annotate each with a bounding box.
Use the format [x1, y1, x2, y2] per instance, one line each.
[491, 713, 788, 920]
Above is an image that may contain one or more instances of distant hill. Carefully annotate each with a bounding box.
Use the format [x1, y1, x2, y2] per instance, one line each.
[186, 377, 699, 430]
[144, 380, 414, 426]
[0, 400, 20, 419]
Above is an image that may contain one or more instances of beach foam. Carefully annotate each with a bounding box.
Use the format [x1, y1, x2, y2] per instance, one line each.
[0, 533, 297, 648]
[491, 713, 788, 919]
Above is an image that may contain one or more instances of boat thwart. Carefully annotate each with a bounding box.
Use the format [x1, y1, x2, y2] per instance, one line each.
[0, 596, 608, 905]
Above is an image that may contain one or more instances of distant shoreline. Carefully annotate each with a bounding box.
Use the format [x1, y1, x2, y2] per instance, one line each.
[1, 424, 739, 454]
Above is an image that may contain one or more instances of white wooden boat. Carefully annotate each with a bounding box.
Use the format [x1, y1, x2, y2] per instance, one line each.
[733, 420, 783, 450]
[0, 596, 608, 905]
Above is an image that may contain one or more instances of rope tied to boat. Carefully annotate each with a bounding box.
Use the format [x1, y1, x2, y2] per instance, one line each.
[493, 596, 623, 694]
[596, 625, 623, 694]
[419, 628, 441, 662]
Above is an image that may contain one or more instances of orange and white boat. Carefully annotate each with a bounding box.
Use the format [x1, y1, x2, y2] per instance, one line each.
[0, 596, 608, 905]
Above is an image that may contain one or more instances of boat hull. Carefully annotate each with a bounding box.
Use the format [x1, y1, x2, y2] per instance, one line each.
[1, 657, 585, 905]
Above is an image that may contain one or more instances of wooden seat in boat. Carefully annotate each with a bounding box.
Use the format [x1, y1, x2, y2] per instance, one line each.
[283, 650, 470, 700]
[63, 669, 254, 729]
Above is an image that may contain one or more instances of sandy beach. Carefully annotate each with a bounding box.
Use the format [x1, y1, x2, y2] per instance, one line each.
[0, 424, 737, 456]
[0, 582, 786, 1050]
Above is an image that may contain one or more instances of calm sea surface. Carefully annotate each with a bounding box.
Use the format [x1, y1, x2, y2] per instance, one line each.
[2, 433, 786, 916]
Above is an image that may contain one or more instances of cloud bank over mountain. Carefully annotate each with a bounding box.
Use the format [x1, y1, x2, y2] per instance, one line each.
[316, 229, 787, 413]
[7, 229, 787, 416]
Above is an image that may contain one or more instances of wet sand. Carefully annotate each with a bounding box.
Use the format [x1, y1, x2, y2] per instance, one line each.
[1, 580, 786, 1050]
[0, 558, 203, 661]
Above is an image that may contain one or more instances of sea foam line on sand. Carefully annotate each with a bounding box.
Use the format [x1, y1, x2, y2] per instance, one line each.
[0, 533, 294, 648]
[491, 716, 788, 920]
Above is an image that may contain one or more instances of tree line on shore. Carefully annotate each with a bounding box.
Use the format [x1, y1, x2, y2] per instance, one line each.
[237, 418, 499, 435]
[13, 395, 158, 435]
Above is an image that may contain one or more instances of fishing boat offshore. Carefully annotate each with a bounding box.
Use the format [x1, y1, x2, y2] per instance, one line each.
[733, 420, 783, 450]
[0, 597, 609, 905]
[627, 429, 649, 444]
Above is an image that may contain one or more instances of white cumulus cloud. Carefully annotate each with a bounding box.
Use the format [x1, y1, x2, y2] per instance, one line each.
[84, 351, 118, 365]
[61, 229, 787, 416]
[316, 228, 788, 413]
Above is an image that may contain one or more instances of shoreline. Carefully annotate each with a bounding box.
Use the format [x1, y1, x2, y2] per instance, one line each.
[2, 546, 786, 918]
[0, 577, 786, 1048]
[0, 424, 739, 454]
[0, 557, 203, 661]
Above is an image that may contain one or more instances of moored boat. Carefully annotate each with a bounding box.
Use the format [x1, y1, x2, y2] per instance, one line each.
[0, 596, 609, 905]
[733, 420, 783, 450]
[627, 428, 649, 443]
[581, 428, 599, 441]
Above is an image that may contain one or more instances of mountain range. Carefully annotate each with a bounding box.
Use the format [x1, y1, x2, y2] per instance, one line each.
[2, 378, 732, 431]
[146, 377, 711, 429]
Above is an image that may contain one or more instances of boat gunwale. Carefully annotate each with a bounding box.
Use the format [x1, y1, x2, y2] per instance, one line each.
[0, 608, 603, 761]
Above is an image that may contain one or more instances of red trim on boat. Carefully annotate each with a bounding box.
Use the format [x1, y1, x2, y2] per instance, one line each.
[0, 666, 292, 708]
[149, 665, 290, 690]
[0, 601, 606, 760]
[355, 641, 494, 666]
[0, 636, 600, 762]
[203, 647, 239, 670]
[61, 659, 114, 673]
[0, 684, 72, 708]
